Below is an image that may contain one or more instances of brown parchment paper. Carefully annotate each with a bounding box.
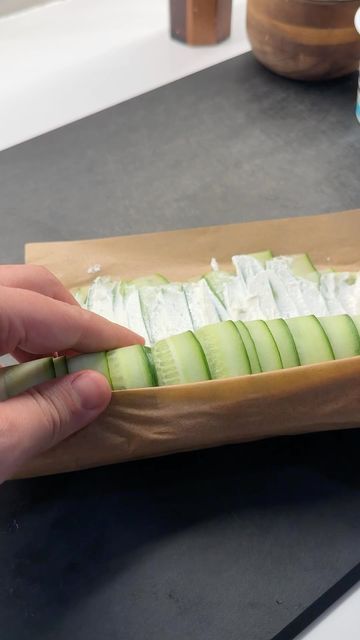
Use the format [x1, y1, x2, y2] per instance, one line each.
[16, 208, 360, 478]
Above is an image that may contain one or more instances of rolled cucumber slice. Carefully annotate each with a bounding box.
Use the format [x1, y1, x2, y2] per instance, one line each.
[0, 357, 55, 400]
[86, 277, 115, 322]
[250, 250, 273, 265]
[123, 284, 151, 345]
[266, 319, 300, 368]
[152, 331, 210, 386]
[318, 315, 360, 360]
[139, 284, 193, 345]
[286, 316, 334, 365]
[234, 321, 261, 373]
[204, 271, 234, 307]
[244, 320, 283, 371]
[183, 280, 221, 330]
[53, 356, 68, 378]
[195, 321, 251, 379]
[289, 253, 319, 284]
[67, 352, 111, 384]
[107, 345, 156, 390]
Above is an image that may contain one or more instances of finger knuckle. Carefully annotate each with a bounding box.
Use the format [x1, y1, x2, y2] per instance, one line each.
[27, 387, 69, 448]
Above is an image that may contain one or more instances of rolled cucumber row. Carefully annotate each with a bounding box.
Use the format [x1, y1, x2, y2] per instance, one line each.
[1, 313, 360, 400]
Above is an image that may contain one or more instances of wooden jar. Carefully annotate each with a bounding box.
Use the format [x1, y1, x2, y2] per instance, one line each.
[247, 0, 360, 81]
[170, 0, 232, 45]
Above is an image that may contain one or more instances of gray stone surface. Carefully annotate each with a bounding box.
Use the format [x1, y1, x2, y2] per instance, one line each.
[0, 54, 358, 264]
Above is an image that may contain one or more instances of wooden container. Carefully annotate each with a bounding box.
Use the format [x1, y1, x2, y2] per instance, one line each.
[170, 0, 232, 45]
[247, 0, 360, 81]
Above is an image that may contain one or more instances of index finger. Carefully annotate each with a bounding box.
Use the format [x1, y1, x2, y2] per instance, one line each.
[0, 286, 144, 356]
[0, 265, 78, 306]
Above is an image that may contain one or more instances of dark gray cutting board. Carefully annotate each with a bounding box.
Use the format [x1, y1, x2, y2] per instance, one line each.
[0, 52, 359, 640]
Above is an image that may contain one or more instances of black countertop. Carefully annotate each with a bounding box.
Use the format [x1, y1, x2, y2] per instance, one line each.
[0, 53, 359, 640]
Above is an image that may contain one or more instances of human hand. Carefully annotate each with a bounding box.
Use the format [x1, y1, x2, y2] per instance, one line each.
[0, 265, 143, 482]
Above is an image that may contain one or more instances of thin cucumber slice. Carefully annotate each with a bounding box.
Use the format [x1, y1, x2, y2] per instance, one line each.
[244, 320, 283, 371]
[289, 253, 319, 284]
[245, 272, 279, 319]
[204, 282, 230, 321]
[195, 321, 251, 379]
[235, 321, 261, 373]
[72, 285, 89, 307]
[139, 284, 193, 344]
[144, 346, 158, 386]
[183, 280, 221, 330]
[67, 352, 111, 384]
[152, 331, 210, 386]
[286, 316, 334, 365]
[86, 277, 115, 322]
[232, 255, 264, 280]
[267, 257, 327, 316]
[53, 356, 68, 378]
[250, 250, 273, 265]
[318, 315, 360, 360]
[204, 271, 236, 307]
[130, 274, 169, 287]
[113, 282, 129, 328]
[107, 345, 156, 390]
[0, 357, 55, 400]
[319, 273, 346, 315]
[266, 319, 300, 368]
[351, 315, 360, 336]
[123, 284, 150, 345]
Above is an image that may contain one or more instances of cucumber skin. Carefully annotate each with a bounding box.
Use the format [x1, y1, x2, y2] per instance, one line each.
[53, 356, 68, 378]
[266, 319, 300, 368]
[67, 352, 111, 385]
[1, 358, 55, 400]
[234, 321, 262, 373]
[244, 320, 283, 372]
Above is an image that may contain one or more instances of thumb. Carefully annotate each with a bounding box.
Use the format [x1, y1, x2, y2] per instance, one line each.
[0, 370, 111, 483]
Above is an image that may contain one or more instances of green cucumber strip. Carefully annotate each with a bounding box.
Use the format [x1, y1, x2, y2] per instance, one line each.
[1, 357, 55, 400]
[249, 250, 273, 265]
[183, 280, 221, 330]
[290, 254, 320, 284]
[286, 316, 334, 365]
[130, 274, 169, 287]
[53, 356, 68, 378]
[235, 321, 262, 373]
[195, 321, 251, 379]
[72, 285, 89, 307]
[351, 315, 360, 336]
[123, 284, 151, 346]
[244, 320, 283, 371]
[67, 352, 111, 384]
[266, 318, 300, 368]
[318, 315, 360, 360]
[203, 271, 231, 306]
[107, 345, 156, 390]
[152, 331, 210, 386]
[144, 346, 158, 386]
[139, 284, 193, 345]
